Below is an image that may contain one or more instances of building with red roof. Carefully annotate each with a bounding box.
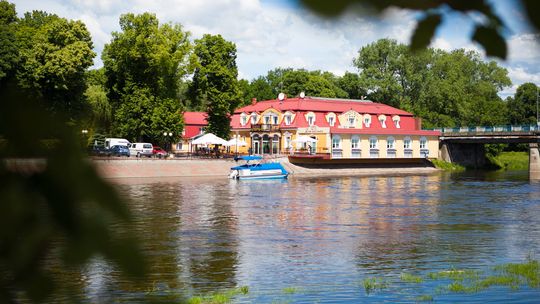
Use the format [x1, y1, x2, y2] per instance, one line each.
[175, 112, 208, 152]
[230, 95, 440, 159]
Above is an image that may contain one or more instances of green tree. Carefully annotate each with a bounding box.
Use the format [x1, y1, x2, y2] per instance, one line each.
[0, 0, 18, 84]
[84, 84, 111, 133]
[337, 72, 367, 99]
[353, 39, 510, 128]
[102, 12, 192, 144]
[507, 83, 539, 125]
[191, 34, 240, 139]
[12, 10, 95, 120]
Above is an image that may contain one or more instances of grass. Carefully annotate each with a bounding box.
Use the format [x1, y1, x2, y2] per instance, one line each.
[187, 286, 249, 304]
[490, 151, 529, 171]
[179, 260, 539, 302]
[400, 273, 424, 283]
[431, 159, 465, 171]
[362, 277, 388, 294]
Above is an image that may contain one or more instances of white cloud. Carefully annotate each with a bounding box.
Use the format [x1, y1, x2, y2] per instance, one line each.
[498, 67, 540, 97]
[9, 0, 540, 91]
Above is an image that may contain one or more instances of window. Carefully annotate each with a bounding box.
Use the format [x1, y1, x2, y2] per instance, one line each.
[351, 135, 360, 158]
[176, 142, 183, 150]
[393, 115, 400, 128]
[264, 115, 271, 124]
[241, 114, 247, 126]
[386, 136, 396, 158]
[403, 137, 411, 149]
[332, 135, 342, 158]
[404, 137, 412, 158]
[420, 137, 427, 149]
[272, 115, 278, 125]
[328, 116, 335, 126]
[369, 136, 378, 158]
[420, 136, 429, 157]
[251, 113, 257, 124]
[307, 115, 314, 126]
[379, 115, 387, 128]
[199, 127, 205, 134]
[348, 114, 355, 128]
[386, 137, 395, 149]
[364, 115, 371, 127]
[369, 136, 378, 149]
[351, 136, 360, 149]
[284, 115, 292, 125]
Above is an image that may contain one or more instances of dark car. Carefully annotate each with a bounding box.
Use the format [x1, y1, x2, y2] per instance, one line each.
[152, 146, 168, 158]
[90, 145, 111, 157]
[110, 145, 130, 157]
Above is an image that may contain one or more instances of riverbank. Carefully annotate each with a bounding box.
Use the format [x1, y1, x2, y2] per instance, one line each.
[93, 157, 439, 179]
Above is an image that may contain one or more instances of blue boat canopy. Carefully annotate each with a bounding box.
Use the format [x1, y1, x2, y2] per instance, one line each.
[234, 155, 263, 161]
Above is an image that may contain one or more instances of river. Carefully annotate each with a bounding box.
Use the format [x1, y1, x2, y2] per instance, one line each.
[59, 170, 540, 303]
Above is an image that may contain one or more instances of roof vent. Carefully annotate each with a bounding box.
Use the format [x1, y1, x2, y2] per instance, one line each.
[299, 91, 305, 99]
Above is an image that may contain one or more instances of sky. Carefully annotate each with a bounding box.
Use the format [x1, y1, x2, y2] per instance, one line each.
[10, 0, 540, 98]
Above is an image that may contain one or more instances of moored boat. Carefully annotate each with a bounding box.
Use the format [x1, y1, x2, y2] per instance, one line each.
[229, 155, 288, 180]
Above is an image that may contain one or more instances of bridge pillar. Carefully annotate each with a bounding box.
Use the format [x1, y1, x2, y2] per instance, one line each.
[530, 143, 540, 180]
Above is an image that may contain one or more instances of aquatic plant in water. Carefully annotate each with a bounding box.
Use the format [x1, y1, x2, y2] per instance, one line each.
[362, 277, 388, 294]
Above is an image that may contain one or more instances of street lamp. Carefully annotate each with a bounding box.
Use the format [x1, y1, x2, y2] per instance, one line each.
[163, 132, 173, 154]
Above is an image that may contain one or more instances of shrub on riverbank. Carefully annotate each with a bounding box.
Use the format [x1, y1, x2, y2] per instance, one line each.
[488, 152, 529, 171]
[431, 159, 465, 171]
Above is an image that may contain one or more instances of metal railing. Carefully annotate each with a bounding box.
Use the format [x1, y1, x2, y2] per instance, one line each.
[431, 124, 540, 134]
[251, 123, 280, 132]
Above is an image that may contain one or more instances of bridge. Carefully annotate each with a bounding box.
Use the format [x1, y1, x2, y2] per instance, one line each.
[433, 124, 540, 179]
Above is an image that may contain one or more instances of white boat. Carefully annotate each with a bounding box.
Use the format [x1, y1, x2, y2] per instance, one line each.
[228, 156, 289, 180]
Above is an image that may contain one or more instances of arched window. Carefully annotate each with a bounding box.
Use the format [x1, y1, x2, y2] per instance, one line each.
[369, 136, 379, 158]
[378, 115, 387, 128]
[392, 115, 400, 128]
[332, 135, 342, 158]
[420, 136, 429, 157]
[363, 114, 371, 127]
[386, 136, 396, 158]
[284, 114, 292, 125]
[348, 114, 356, 128]
[403, 136, 412, 158]
[351, 135, 360, 158]
[306, 114, 315, 126]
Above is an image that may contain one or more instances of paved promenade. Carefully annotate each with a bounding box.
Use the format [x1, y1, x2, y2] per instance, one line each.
[93, 157, 439, 179]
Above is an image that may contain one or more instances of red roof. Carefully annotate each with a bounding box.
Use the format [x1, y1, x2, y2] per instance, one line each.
[234, 97, 412, 116]
[184, 112, 207, 125]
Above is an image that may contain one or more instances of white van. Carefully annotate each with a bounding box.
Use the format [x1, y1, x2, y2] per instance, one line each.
[129, 142, 153, 157]
[105, 138, 131, 149]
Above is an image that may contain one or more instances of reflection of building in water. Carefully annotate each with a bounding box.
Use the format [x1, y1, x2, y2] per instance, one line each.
[175, 181, 239, 293]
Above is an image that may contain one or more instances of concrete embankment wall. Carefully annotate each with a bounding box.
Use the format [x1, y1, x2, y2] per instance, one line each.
[93, 157, 439, 179]
[93, 158, 234, 178]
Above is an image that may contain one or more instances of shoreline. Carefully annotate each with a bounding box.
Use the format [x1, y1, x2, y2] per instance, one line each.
[92, 157, 440, 179]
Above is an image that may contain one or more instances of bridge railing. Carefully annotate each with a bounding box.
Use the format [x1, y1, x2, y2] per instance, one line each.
[430, 124, 540, 134]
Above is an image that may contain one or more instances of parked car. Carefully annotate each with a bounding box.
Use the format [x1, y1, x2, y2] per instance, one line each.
[90, 145, 111, 157]
[129, 142, 153, 157]
[110, 145, 130, 157]
[152, 146, 168, 158]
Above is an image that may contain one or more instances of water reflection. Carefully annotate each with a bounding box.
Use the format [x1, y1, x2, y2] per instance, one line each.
[72, 171, 540, 302]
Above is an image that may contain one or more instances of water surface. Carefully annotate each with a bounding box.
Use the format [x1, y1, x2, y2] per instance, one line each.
[71, 171, 540, 302]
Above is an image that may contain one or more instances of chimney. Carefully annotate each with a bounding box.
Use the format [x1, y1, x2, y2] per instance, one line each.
[251, 98, 257, 105]
[415, 117, 422, 130]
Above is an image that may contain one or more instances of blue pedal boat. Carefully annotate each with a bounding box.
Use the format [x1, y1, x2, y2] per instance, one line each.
[228, 155, 289, 180]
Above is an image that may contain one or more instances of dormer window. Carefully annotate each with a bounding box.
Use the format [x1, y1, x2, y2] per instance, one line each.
[363, 114, 371, 128]
[251, 113, 258, 124]
[348, 114, 355, 128]
[284, 114, 292, 125]
[307, 116, 314, 126]
[392, 115, 400, 128]
[379, 115, 387, 128]
[240, 113, 248, 126]
[264, 116, 270, 124]
[328, 116, 335, 127]
[273, 115, 278, 125]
